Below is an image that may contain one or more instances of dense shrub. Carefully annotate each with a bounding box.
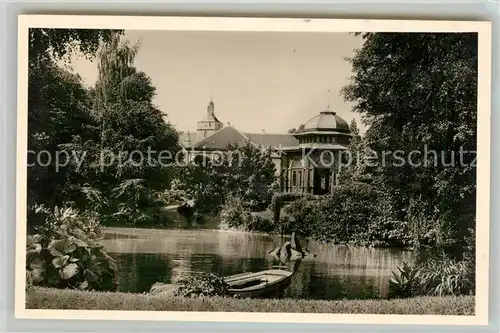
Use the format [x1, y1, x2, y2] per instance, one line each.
[170, 273, 230, 298]
[282, 197, 321, 236]
[218, 197, 276, 232]
[389, 250, 475, 299]
[419, 255, 474, 296]
[175, 143, 278, 214]
[270, 192, 312, 223]
[283, 182, 405, 247]
[155, 186, 188, 206]
[26, 205, 118, 291]
[389, 217, 476, 299]
[246, 214, 276, 233]
[218, 197, 247, 230]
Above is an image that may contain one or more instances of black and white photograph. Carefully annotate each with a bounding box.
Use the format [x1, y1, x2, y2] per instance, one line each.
[16, 16, 491, 325]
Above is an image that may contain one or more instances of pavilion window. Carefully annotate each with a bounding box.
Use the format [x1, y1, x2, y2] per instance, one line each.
[292, 170, 297, 186]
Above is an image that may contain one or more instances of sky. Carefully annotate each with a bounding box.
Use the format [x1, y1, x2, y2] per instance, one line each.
[66, 30, 365, 134]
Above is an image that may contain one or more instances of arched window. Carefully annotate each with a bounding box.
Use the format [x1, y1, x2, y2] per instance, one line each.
[292, 171, 297, 186]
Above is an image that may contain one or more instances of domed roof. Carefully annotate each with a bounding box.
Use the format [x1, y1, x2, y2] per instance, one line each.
[302, 110, 349, 133]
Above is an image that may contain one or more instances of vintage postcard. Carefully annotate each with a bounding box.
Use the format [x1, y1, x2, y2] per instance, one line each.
[16, 15, 491, 325]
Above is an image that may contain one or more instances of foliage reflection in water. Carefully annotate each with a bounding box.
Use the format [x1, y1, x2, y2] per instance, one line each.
[100, 227, 414, 300]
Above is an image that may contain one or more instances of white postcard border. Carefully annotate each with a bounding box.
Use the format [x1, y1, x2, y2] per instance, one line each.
[15, 15, 492, 326]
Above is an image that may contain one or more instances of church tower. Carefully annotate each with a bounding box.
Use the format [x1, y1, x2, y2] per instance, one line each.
[197, 98, 223, 141]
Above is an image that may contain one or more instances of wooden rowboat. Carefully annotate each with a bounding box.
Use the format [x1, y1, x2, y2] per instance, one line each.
[224, 269, 293, 298]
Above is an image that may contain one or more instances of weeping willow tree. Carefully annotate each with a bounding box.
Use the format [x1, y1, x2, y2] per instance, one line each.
[80, 34, 181, 226]
[94, 34, 140, 112]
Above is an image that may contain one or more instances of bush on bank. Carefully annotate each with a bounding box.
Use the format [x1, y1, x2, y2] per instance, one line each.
[283, 182, 407, 247]
[389, 231, 476, 299]
[151, 272, 230, 298]
[280, 182, 476, 298]
[26, 205, 118, 292]
[218, 197, 276, 233]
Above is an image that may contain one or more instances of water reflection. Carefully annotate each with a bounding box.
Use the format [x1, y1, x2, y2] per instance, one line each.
[100, 227, 414, 299]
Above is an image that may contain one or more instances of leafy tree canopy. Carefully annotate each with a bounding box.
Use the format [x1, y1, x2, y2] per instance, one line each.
[29, 28, 123, 61]
[342, 32, 477, 257]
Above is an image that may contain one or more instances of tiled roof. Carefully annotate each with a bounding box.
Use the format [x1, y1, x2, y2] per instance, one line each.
[244, 132, 299, 149]
[189, 126, 248, 150]
[280, 143, 349, 151]
[188, 126, 299, 151]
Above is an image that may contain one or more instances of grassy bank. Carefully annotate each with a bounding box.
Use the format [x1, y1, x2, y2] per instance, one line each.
[26, 287, 474, 315]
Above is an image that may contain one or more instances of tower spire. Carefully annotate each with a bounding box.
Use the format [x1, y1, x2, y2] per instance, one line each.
[207, 96, 214, 114]
[327, 89, 331, 109]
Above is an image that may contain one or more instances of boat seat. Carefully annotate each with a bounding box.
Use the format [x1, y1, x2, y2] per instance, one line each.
[229, 279, 268, 290]
[229, 277, 268, 286]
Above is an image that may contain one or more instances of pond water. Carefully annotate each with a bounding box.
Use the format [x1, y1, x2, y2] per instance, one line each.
[100, 227, 414, 300]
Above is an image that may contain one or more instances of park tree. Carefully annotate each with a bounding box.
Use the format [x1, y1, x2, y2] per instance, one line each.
[82, 34, 181, 225]
[176, 142, 278, 213]
[28, 61, 98, 208]
[288, 124, 305, 134]
[338, 118, 373, 184]
[28, 29, 122, 210]
[29, 28, 120, 62]
[27, 30, 181, 226]
[225, 143, 278, 209]
[342, 33, 478, 257]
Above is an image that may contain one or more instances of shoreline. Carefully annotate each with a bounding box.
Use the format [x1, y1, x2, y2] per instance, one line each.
[102, 225, 281, 237]
[26, 287, 474, 315]
[101, 225, 414, 251]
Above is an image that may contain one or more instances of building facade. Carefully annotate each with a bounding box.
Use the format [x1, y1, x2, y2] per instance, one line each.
[180, 100, 352, 195]
[196, 99, 223, 142]
[279, 110, 351, 194]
